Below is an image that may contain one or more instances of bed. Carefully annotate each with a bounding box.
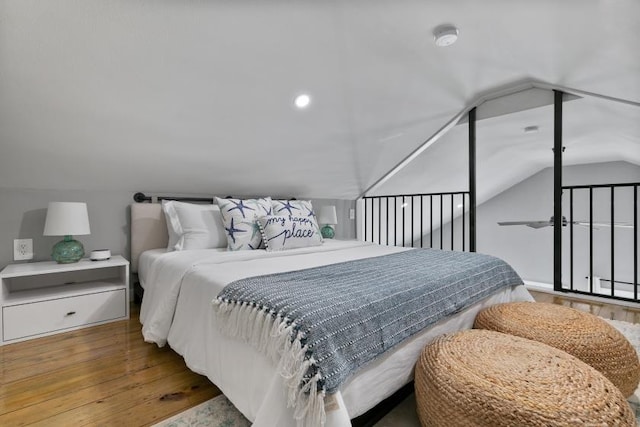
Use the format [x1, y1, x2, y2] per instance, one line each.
[131, 201, 533, 427]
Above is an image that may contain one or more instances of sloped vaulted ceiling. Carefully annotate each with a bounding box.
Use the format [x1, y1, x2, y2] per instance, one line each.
[0, 0, 639, 199]
[372, 88, 640, 204]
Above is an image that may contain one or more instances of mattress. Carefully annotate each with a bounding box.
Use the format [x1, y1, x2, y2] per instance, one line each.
[139, 240, 533, 426]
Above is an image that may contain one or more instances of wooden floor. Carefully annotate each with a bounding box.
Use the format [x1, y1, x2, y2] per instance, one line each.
[0, 304, 220, 427]
[1, 293, 639, 426]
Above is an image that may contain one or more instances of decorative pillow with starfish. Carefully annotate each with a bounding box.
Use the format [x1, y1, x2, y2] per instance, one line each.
[216, 197, 273, 250]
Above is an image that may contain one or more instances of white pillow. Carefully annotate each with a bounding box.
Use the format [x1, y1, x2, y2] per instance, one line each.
[163, 201, 226, 250]
[216, 197, 273, 250]
[272, 199, 315, 218]
[258, 214, 323, 251]
[161, 200, 181, 252]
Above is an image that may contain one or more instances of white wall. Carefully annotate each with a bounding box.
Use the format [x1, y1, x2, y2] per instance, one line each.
[476, 161, 640, 285]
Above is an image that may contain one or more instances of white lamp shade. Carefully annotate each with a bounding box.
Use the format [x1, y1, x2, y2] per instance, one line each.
[318, 206, 337, 225]
[43, 202, 91, 236]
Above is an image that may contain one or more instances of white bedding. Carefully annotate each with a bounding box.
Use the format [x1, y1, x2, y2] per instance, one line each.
[139, 240, 533, 426]
[137, 248, 167, 287]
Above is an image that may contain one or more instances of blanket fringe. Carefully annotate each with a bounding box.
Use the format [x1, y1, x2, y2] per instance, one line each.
[213, 299, 327, 427]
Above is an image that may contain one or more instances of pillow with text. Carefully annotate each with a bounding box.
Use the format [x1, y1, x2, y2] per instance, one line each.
[258, 214, 323, 251]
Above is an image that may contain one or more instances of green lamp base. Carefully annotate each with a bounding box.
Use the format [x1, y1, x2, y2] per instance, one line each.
[52, 235, 85, 263]
[321, 225, 335, 239]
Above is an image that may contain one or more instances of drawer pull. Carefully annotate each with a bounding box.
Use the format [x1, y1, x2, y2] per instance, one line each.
[66, 311, 76, 316]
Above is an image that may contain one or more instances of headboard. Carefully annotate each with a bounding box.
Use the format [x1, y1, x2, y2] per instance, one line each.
[130, 203, 168, 273]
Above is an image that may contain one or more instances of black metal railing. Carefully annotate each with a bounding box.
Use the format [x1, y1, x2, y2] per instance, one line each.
[362, 191, 470, 251]
[563, 182, 639, 303]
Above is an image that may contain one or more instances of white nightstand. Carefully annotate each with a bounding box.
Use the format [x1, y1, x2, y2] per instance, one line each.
[0, 256, 129, 345]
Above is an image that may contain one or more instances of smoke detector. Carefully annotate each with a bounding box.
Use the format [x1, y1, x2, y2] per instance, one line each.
[433, 25, 459, 47]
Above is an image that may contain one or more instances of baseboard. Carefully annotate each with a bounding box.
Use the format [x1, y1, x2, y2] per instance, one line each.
[525, 282, 640, 309]
[523, 280, 553, 292]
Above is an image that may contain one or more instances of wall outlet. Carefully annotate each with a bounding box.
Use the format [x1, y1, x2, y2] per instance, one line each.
[349, 209, 355, 220]
[14, 239, 33, 261]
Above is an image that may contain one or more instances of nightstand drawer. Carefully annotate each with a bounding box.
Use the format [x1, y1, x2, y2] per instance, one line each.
[2, 289, 126, 342]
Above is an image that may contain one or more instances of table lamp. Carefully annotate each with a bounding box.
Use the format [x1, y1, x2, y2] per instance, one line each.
[318, 206, 337, 239]
[43, 202, 91, 263]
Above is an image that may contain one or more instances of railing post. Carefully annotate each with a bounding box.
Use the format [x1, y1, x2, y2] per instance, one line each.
[364, 198, 368, 242]
[440, 195, 443, 250]
[411, 196, 415, 248]
[386, 197, 390, 246]
[469, 107, 477, 252]
[635, 185, 638, 302]
[569, 188, 574, 291]
[462, 195, 466, 251]
[430, 195, 433, 248]
[420, 196, 423, 248]
[378, 198, 381, 245]
[450, 194, 454, 250]
[553, 90, 563, 292]
[611, 187, 615, 297]
[590, 187, 594, 294]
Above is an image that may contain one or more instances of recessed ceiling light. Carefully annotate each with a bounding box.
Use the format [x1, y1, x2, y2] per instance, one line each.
[294, 94, 311, 109]
[401, 202, 408, 208]
[433, 24, 459, 47]
[457, 204, 463, 208]
[524, 125, 539, 134]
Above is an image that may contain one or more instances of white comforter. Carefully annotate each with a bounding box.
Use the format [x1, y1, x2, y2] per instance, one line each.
[139, 240, 533, 426]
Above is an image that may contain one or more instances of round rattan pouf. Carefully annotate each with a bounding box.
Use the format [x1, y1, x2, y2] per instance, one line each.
[474, 302, 640, 397]
[415, 329, 635, 427]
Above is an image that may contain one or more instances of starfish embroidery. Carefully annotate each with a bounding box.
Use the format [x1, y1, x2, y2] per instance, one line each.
[228, 200, 255, 218]
[225, 217, 245, 244]
[261, 204, 272, 215]
[305, 205, 315, 217]
[277, 201, 300, 216]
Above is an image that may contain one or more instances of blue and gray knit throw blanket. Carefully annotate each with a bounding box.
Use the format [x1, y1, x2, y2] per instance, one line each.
[213, 248, 523, 426]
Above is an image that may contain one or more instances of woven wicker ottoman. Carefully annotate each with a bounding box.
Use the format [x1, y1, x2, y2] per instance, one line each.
[415, 329, 635, 427]
[474, 301, 640, 397]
